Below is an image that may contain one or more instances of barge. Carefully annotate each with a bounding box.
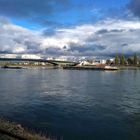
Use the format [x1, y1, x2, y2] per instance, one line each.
[1, 65, 23, 69]
[63, 65, 119, 71]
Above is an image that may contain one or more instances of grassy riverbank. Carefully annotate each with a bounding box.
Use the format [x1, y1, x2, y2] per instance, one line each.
[118, 65, 140, 70]
[0, 119, 51, 140]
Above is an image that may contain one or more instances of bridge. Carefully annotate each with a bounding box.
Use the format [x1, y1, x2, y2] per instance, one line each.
[0, 58, 77, 66]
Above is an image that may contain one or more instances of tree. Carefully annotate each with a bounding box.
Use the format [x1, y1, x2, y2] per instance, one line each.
[134, 53, 138, 65]
[127, 57, 133, 65]
[120, 54, 125, 65]
[106, 59, 111, 65]
[115, 54, 119, 65]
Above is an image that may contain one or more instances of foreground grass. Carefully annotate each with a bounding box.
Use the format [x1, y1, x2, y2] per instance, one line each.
[0, 119, 52, 140]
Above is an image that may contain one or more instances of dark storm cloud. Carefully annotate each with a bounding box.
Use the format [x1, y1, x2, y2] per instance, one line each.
[45, 47, 64, 56]
[96, 29, 124, 35]
[0, 0, 68, 20]
[67, 42, 106, 56]
[44, 43, 106, 57]
[96, 29, 108, 34]
[110, 29, 125, 33]
[121, 43, 128, 47]
[25, 41, 43, 54]
[0, 50, 12, 54]
[129, 0, 140, 17]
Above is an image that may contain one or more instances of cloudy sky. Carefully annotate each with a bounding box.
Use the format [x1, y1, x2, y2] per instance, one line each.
[0, 0, 140, 58]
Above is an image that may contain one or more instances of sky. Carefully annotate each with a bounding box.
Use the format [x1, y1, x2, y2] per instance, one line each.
[0, 0, 140, 59]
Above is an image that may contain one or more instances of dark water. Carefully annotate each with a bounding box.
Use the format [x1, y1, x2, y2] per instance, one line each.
[0, 69, 140, 140]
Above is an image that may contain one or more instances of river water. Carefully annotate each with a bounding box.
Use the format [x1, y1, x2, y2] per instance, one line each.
[0, 69, 140, 140]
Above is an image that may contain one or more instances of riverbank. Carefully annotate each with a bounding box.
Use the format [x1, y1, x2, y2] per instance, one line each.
[0, 64, 60, 69]
[0, 119, 51, 140]
[1, 64, 140, 71]
[118, 65, 140, 70]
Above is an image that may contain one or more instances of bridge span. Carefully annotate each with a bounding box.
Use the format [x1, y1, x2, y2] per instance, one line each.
[0, 58, 77, 66]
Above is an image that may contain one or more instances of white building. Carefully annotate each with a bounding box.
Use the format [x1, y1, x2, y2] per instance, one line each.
[78, 59, 107, 66]
[21, 54, 41, 59]
[110, 58, 115, 62]
[100, 60, 106, 64]
[78, 61, 91, 66]
[0, 54, 17, 58]
[47, 56, 68, 61]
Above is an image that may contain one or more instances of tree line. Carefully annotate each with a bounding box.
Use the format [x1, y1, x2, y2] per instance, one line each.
[114, 54, 139, 65]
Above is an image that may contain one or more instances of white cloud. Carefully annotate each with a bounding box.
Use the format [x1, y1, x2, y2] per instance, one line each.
[1, 17, 140, 58]
[42, 19, 140, 56]
[0, 17, 43, 54]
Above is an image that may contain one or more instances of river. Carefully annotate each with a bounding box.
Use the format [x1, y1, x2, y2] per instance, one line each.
[0, 69, 140, 140]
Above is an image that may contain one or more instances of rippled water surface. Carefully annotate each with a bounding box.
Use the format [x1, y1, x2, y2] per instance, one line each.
[0, 69, 140, 140]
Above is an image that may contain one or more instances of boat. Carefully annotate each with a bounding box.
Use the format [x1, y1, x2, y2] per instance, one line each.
[63, 66, 103, 70]
[1, 65, 23, 69]
[63, 65, 119, 71]
[104, 66, 119, 70]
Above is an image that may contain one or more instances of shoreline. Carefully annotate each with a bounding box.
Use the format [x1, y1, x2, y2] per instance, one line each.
[0, 118, 51, 140]
[118, 65, 140, 70]
[0, 64, 140, 70]
[0, 65, 60, 69]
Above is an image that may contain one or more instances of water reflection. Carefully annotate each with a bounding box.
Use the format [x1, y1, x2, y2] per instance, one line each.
[0, 69, 140, 140]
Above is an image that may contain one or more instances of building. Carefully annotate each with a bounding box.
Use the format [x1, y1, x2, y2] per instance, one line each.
[21, 54, 41, 59]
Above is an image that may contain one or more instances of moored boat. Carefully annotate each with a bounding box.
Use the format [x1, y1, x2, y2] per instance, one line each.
[1, 65, 23, 69]
[63, 65, 119, 71]
[104, 66, 119, 70]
